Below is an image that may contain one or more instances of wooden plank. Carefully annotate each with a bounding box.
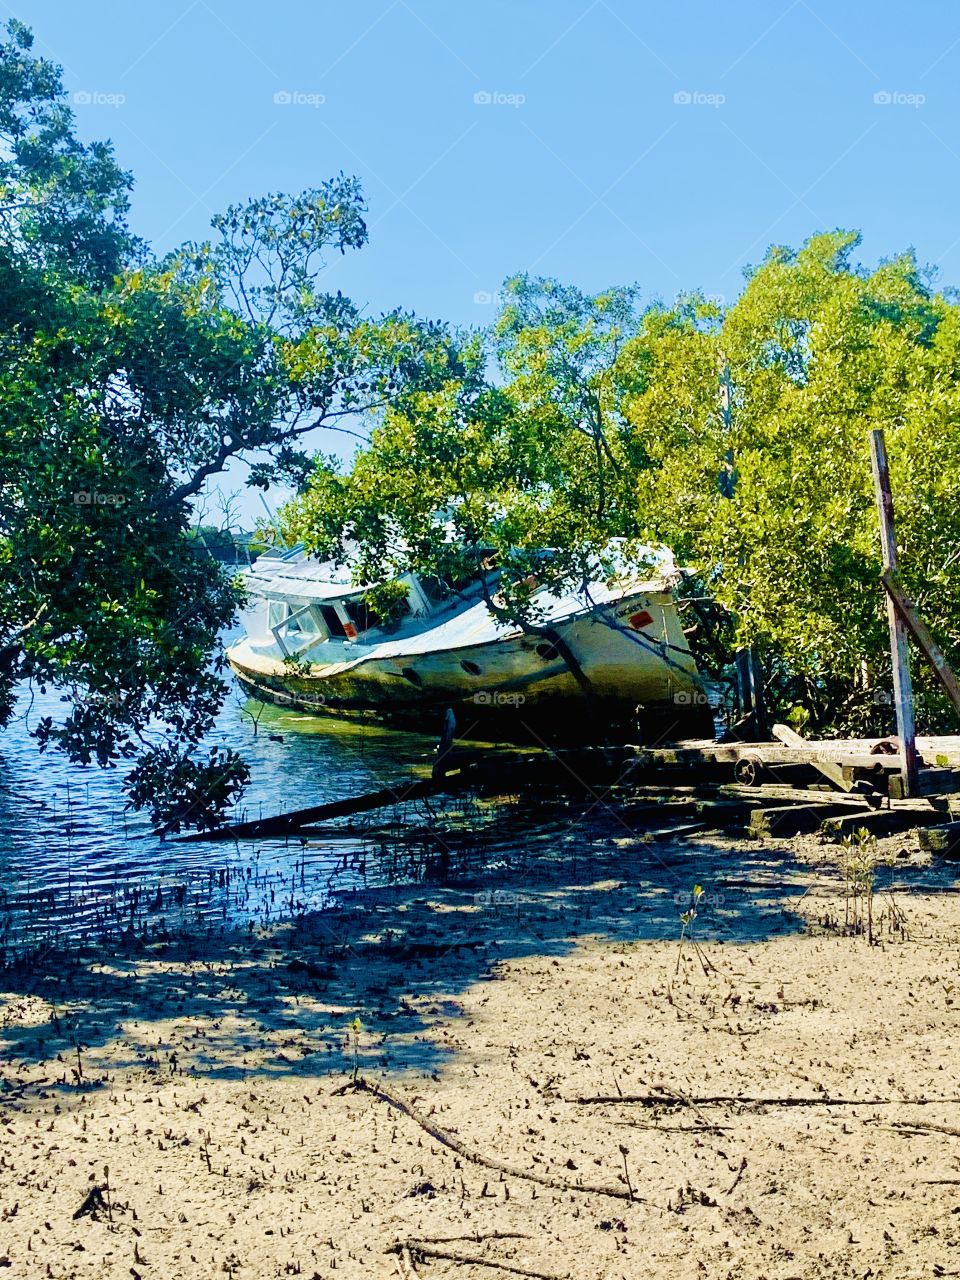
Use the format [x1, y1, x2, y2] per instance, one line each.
[889, 768, 960, 799]
[633, 742, 905, 770]
[772, 722, 858, 792]
[749, 802, 870, 838]
[869, 428, 920, 797]
[881, 568, 960, 719]
[821, 808, 947, 841]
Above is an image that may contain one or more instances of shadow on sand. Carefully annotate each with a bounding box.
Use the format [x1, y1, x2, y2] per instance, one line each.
[0, 801, 827, 1093]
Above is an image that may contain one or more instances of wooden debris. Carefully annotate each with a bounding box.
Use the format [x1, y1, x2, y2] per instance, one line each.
[882, 568, 960, 718]
[870, 428, 920, 797]
[572, 1092, 960, 1109]
[340, 1076, 655, 1205]
[750, 802, 865, 838]
[389, 1242, 569, 1280]
[919, 822, 960, 856]
[773, 722, 859, 793]
[821, 808, 947, 841]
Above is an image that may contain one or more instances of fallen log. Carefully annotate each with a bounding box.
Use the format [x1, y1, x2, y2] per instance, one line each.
[177, 777, 445, 842]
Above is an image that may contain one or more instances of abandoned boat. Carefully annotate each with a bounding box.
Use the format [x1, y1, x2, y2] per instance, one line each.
[224, 545, 711, 741]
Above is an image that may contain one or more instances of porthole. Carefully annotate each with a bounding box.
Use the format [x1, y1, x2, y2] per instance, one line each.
[460, 660, 482, 676]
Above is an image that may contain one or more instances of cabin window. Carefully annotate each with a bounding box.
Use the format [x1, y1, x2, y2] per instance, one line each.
[319, 604, 347, 638]
[344, 598, 388, 634]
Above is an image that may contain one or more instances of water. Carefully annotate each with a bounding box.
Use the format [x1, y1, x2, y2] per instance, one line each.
[0, 666, 450, 956]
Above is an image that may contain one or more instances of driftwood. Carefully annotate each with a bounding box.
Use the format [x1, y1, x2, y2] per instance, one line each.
[340, 1076, 654, 1205]
[389, 1241, 569, 1280]
[572, 1091, 960, 1109]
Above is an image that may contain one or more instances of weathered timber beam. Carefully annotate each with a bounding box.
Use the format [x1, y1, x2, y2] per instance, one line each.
[881, 568, 960, 720]
[869, 428, 920, 797]
[772, 722, 862, 793]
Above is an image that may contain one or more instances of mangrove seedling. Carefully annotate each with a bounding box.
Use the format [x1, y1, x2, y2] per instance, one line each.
[676, 884, 711, 976]
[837, 828, 879, 942]
[350, 1016, 362, 1082]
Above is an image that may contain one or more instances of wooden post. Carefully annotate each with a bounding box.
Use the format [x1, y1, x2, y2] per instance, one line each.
[734, 647, 769, 740]
[869, 429, 920, 797]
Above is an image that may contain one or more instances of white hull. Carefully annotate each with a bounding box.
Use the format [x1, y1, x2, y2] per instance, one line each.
[226, 552, 709, 740]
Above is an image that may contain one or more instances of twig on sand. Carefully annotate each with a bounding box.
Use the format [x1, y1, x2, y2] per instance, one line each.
[389, 1241, 569, 1279]
[415, 1233, 530, 1245]
[724, 1157, 748, 1194]
[641, 1080, 714, 1128]
[570, 1092, 960, 1109]
[394, 1245, 419, 1279]
[879, 1120, 960, 1138]
[340, 1076, 657, 1205]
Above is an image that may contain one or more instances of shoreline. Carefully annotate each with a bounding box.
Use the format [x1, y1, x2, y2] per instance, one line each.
[1, 827, 959, 1277]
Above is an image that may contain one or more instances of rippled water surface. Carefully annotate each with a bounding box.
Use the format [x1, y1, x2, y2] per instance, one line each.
[0, 662, 449, 953]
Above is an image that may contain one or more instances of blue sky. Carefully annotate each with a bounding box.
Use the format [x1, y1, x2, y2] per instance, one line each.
[12, 0, 960, 519]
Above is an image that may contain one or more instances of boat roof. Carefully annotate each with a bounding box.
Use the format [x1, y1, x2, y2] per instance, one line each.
[244, 545, 368, 602]
[246, 540, 678, 606]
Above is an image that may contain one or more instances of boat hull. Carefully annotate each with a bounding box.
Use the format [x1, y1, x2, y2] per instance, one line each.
[225, 585, 713, 743]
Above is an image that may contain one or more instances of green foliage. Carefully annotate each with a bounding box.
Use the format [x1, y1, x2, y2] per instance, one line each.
[0, 21, 466, 828]
[289, 235, 960, 737]
[285, 275, 655, 607]
[633, 231, 960, 730]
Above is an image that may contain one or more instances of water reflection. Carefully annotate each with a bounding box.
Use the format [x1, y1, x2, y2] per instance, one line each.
[0, 682, 442, 954]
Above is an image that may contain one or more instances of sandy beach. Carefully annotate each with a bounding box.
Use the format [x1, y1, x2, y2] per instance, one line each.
[2, 824, 960, 1279]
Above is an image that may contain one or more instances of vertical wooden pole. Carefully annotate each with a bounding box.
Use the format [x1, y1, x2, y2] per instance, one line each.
[734, 647, 769, 740]
[869, 428, 919, 797]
